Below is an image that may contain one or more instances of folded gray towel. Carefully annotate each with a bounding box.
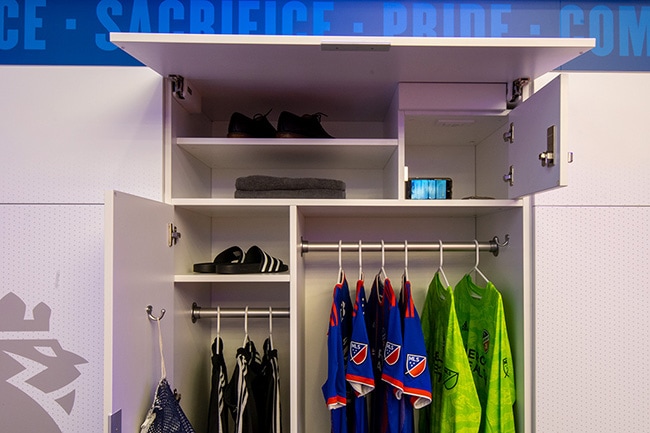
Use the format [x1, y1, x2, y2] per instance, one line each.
[235, 175, 346, 191]
[235, 189, 346, 199]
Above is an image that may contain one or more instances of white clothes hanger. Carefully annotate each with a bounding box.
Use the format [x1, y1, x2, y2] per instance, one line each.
[268, 306, 274, 349]
[337, 240, 345, 285]
[402, 240, 409, 283]
[242, 306, 250, 347]
[358, 240, 364, 282]
[437, 240, 451, 288]
[379, 240, 388, 281]
[216, 306, 221, 355]
[472, 239, 490, 285]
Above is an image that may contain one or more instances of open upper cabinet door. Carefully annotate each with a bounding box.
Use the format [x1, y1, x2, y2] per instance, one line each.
[505, 75, 568, 199]
[110, 33, 594, 122]
[104, 191, 174, 433]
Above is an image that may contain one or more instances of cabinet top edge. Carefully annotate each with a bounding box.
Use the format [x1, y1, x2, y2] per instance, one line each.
[111, 32, 595, 49]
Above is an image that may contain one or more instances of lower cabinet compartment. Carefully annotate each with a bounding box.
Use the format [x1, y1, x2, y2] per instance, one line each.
[178, 281, 292, 433]
[107, 192, 529, 433]
[294, 206, 529, 433]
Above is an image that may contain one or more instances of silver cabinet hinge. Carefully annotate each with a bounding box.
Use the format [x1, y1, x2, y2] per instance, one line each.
[503, 122, 514, 144]
[169, 74, 189, 100]
[168, 223, 181, 247]
[507, 77, 530, 109]
[503, 165, 514, 186]
[168, 74, 201, 113]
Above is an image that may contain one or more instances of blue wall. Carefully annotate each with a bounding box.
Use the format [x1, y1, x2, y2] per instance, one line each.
[1, 1, 649, 70]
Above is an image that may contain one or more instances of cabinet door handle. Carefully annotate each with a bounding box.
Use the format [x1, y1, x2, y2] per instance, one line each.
[538, 125, 556, 167]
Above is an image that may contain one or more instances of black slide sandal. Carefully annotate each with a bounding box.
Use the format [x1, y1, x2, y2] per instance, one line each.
[216, 245, 288, 274]
[193, 246, 244, 273]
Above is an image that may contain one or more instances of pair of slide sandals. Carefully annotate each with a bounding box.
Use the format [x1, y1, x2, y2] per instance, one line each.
[193, 245, 288, 274]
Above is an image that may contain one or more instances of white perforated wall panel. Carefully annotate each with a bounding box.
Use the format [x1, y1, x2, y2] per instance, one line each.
[0, 205, 104, 432]
[534, 206, 650, 432]
[0, 66, 163, 204]
[0, 66, 164, 433]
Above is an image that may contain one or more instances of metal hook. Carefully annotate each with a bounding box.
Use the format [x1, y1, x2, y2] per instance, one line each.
[146, 305, 166, 321]
[493, 234, 510, 247]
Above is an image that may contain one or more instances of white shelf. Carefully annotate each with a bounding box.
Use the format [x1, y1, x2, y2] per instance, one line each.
[176, 137, 398, 169]
[175, 273, 291, 283]
[172, 198, 522, 217]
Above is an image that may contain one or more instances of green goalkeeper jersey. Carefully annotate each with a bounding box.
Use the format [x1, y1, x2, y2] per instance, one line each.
[419, 272, 481, 433]
[454, 274, 516, 433]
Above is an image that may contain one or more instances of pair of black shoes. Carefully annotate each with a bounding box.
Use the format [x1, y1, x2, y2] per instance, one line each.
[227, 110, 333, 138]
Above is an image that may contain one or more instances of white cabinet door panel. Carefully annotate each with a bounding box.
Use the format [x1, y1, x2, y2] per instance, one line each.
[534, 72, 650, 206]
[507, 75, 567, 198]
[104, 191, 173, 433]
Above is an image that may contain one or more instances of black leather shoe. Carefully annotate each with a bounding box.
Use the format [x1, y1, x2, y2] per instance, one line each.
[276, 111, 333, 138]
[227, 110, 276, 138]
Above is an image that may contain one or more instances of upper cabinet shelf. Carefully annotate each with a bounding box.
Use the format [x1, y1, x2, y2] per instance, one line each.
[176, 137, 397, 170]
[110, 33, 594, 122]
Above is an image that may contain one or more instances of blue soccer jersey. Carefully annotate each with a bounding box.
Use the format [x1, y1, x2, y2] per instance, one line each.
[346, 279, 375, 433]
[346, 279, 375, 395]
[366, 275, 387, 433]
[399, 279, 432, 407]
[323, 276, 353, 433]
[380, 278, 404, 433]
[398, 278, 433, 433]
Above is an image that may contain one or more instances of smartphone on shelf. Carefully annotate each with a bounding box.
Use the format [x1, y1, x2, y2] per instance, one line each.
[406, 178, 453, 200]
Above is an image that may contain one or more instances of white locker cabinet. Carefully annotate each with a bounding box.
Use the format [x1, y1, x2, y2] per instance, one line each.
[104, 34, 594, 433]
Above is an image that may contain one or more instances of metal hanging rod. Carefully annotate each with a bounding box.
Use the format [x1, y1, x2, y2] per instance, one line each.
[191, 302, 290, 323]
[300, 235, 509, 257]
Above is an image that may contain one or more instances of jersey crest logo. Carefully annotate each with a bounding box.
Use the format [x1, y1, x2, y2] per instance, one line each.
[406, 354, 426, 377]
[350, 341, 368, 365]
[443, 368, 459, 390]
[384, 341, 401, 365]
